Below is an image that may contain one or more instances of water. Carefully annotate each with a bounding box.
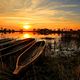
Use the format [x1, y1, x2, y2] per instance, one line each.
[0, 32, 60, 39]
[0, 32, 80, 80]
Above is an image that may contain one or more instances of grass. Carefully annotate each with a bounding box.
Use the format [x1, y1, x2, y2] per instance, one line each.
[0, 49, 80, 80]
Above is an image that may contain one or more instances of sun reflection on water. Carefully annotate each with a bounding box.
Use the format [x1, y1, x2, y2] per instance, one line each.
[23, 34, 31, 38]
[0, 32, 61, 40]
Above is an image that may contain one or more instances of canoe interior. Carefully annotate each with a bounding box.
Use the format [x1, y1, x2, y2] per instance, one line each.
[18, 41, 45, 66]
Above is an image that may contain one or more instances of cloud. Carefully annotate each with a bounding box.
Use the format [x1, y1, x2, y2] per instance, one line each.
[0, 0, 80, 24]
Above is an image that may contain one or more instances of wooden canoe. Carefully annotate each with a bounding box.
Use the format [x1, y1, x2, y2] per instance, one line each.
[0, 38, 36, 57]
[13, 41, 45, 75]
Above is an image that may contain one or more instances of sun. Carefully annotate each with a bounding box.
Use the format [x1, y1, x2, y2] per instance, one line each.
[23, 25, 31, 29]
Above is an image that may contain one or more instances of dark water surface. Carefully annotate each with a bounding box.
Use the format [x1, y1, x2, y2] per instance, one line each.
[0, 32, 80, 80]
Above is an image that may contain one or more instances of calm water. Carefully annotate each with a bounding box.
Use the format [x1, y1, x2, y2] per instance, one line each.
[0, 32, 60, 39]
[0, 32, 80, 80]
[0, 32, 80, 57]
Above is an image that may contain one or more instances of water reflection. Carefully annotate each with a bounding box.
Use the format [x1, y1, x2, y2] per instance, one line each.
[45, 33, 80, 57]
[23, 34, 31, 38]
[0, 32, 80, 79]
[0, 32, 23, 39]
[0, 32, 60, 39]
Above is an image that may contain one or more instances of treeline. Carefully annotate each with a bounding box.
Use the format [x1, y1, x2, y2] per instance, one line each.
[0, 28, 23, 33]
[0, 27, 80, 34]
[0, 28, 15, 33]
[34, 28, 80, 35]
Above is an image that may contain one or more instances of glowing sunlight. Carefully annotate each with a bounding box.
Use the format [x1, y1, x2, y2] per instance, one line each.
[23, 25, 31, 29]
[23, 34, 31, 38]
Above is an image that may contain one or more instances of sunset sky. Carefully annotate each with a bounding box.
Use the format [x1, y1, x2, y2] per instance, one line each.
[0, 0, 80, 30]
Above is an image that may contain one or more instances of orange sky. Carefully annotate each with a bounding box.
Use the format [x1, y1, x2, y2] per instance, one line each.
[0, 19, 79, 30]
[0, 0, 80, 30]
